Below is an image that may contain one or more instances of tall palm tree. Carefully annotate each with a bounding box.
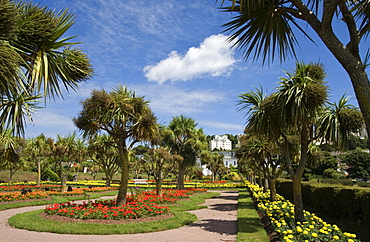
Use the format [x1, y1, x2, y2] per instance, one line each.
[0, 1, 93, 135]
[319, 95, 364, 150]
[74, 85, 158, 205]
[164, 115, 207, 189]
[218, 0, 370, 147]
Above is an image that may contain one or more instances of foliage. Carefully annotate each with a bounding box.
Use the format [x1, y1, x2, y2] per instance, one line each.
[249, 183, 361, 242]
[341, 150, 370, 181]
[74, 85, 158, 205]
[163, 115, 208, 189]
[0, 1, 93, 135]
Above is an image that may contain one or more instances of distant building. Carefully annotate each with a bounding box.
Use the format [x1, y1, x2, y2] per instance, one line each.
[198, 151, 238, 176]
[209, 135, 232, 151]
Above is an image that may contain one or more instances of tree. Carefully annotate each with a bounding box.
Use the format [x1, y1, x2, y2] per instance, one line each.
[24, 134, 50, 185]
[74, 85, 157, 206]
[200, 151, 225, 182]
[218, 0, 370, 146]
[0, 1, 93, 135]
[0, 129, 26, 183]
[164, 115, 208, 189]
[238, 62, 363, 221]
[141, 148, 180, 195]
[87, 134, 120, 186]
[342, 149, 370, 181]
[237, 134, 286, 201]
[53, 132, 80, 192]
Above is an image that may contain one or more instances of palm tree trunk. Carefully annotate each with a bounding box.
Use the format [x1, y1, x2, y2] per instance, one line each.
[61, 174, 67, 192]
[116, 147, 129, 206]
[178, 165, 185, 189]
[268, 178, 277, 201]
[37, 159, 41, 186]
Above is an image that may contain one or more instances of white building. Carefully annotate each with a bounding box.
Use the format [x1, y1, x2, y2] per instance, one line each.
[209, 135, 232, 151]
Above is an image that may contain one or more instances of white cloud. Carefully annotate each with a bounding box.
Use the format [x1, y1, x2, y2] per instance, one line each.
[132, 84, 226, 115]
[143, 34, 236, 84]
[199, 120, 244, 132]
[30, 110, 75, 130]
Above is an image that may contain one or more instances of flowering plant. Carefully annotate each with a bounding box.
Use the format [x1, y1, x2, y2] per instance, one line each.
[0, 191, 49, 202]
[248, 183, 361, 242]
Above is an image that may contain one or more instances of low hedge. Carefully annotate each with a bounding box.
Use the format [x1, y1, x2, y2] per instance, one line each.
[276, 179, 370, 226]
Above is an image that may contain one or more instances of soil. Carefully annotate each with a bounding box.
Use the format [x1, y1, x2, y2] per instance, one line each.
[39, 212, 174, 225]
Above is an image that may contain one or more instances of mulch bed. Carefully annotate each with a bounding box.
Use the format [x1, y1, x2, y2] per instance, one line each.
[253, 198, 281, 242]
[38, 212, 174, 225]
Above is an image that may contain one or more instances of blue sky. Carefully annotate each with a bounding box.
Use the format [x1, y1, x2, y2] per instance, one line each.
[25, 0, 365, 139]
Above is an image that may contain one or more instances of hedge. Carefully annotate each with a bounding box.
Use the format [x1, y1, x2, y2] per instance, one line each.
[276, 179, 370, 226]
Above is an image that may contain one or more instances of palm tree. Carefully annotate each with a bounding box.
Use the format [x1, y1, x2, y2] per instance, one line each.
[0, 1, 93, 135]
[54, 132, 79, 192]
[319, 95, 364, 150]
[87, 134, 120, 186]
[0, 129, 26, 184]
[164, 115, 207, 189]
[218, 0, 370, 147]
[74, 85, 158, 206]
[200, 151, 225, 182]
[25, 134, 49, 186]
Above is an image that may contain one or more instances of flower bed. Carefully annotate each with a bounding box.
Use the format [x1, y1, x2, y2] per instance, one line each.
[44, 188, 203, 220]
[45, 199, 169, 220]
[248, 183, 361, 242]
[0, 191, 49, 202]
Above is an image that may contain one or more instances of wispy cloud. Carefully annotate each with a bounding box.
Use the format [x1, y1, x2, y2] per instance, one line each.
[143, 34, 237, 84]
[199, 120, 244, 132]
[132, 84, 226, 116]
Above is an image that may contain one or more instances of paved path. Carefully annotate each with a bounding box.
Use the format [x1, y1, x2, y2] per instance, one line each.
[0, 190, 238, 242]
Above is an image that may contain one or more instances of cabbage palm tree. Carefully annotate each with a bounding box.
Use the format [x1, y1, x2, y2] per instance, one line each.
[164, 115, 207, 189]
[74, 85, 158, 205]
[218, 0, 370, 146]
[26, 134, 49, 186]
[0, 1, 93, 135]
[87, 134, 120, 186]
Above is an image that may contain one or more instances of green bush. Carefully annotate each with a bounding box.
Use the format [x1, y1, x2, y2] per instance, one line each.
[276, 179, 370, 227]
[322, 168, 346, 179]
[41, 169, 60, 182]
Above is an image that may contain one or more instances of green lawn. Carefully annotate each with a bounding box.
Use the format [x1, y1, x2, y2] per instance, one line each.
[237, 189, 269, 242]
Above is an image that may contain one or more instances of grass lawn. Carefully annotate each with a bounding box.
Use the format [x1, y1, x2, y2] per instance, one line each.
[237, 189, 269, 242]
[8, 191, 218, 235]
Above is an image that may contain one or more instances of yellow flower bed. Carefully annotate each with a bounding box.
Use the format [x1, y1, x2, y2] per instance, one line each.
[248, 183, 361, 242]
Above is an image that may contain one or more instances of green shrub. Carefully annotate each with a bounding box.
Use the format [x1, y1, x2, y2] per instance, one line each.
[322, 168, 346, 179]
[41, 169, 60, 182]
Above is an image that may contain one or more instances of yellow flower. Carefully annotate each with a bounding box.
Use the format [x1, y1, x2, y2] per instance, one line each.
[348, 239, 354, 242]
[312, 233, 318, 237]
[309, 225, 314, 229]
[296, 226, 303, 233]
[303, 230, 309, 235]
[333, 235, 339, 240]
[288, 234, 293, 239]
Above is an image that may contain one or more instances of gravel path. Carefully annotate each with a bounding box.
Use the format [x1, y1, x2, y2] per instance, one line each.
[0, 190, 238, 242]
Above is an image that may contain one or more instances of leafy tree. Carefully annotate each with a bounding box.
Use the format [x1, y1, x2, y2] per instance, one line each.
[0, 129, 27, 183]
[309, 151, 339, 176]
[24, 134, 50, 185]
[341, 149, 370, 181]
[237, 134, 286, 201]
[218, 0, 370, 146]
[141, 148, 180, 195]
[164, 115, 208, 189]
[0, 1, 93, 135]
[238, 62, 359, 221]
[87, 134, 119, 186]
[52, 132, 81, 192]
[200, 151, 225, 182]
[74, 85, 157, 206]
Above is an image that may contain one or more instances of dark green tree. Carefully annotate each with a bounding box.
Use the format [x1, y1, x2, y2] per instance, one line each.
[342, 150, 370, 181]
[74, 85, 158, 205]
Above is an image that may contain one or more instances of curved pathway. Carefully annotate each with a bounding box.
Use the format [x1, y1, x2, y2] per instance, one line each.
[0, 190, 238, 242]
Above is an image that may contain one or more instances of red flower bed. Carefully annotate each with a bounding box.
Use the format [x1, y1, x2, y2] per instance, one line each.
[45, 199, 168, 220]
[44, 188, 206, 220]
